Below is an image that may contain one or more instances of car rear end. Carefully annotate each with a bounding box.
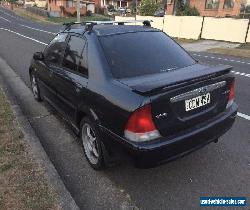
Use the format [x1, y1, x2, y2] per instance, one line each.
[122, 69, 237, 167]
[98, 27, 237, 167]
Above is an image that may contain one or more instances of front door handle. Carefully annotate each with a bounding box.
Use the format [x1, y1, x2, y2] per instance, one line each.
[49, 70, 54, 77]
[76, 87, 81, 93]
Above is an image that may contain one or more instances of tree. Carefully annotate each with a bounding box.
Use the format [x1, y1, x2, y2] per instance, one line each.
[175, 0, 185, 15]
[176, 3, 200, 16]
[140, 0, 159, 16]
[130, 0, 137, 14]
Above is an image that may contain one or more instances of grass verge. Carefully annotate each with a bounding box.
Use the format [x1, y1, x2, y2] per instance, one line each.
[13, 7, 51, 23]
[0, 87, 60, 210]
[48, 14, 111, 24]
[237, 43, 250, 50]
[207, 47, 250, 59]
[174, 38, 199, 44]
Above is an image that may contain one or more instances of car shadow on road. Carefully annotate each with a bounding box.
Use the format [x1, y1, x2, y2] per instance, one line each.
[103, 123, 249, 210]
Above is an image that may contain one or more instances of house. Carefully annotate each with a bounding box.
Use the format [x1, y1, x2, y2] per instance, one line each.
[166, 0, 241, 17]
[23, 0, 36, 7]
[47, 0, 95, 17]
[95, 0, 130, 9]
[34, 0, 47, 8]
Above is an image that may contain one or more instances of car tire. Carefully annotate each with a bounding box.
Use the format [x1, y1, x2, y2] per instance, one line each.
[80, 117, 105, 170]
[30, 73, 42, 102]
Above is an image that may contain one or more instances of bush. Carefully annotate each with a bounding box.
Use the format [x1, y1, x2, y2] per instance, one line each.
[59, 5, 65, 13]
[107, 4, 115, 12]
[176, 5, 200, 16]
[140, 0, 159, 16]
[71, 11, 77, 17]
[86, 10, 92, 16]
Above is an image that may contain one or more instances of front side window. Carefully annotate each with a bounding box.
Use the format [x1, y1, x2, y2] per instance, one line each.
[62, 36, 86, 72]
[224, 0, 234, 9]
[44, 33, 68, 65]
[99, 32, 195, 79]
[205, 0, 219, 9]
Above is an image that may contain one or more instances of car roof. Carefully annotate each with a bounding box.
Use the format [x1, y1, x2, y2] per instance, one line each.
[65, 25, 160, 37]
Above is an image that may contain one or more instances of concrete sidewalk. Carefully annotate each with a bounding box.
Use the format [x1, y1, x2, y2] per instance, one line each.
[181, 40, 240, 52]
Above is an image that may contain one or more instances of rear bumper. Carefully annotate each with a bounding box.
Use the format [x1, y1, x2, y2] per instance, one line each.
[100, 103, 237, 168]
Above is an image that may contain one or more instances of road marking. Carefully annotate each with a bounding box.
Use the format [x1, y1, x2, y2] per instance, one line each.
[0, 28, 48, 45]
[19, 24, 56, 35]
[193, 53, 250, 78]
[231, 70, 250, 78]
[237, 112, 250, 121]
[0, 8, 19, 20]
[0, 15, 11, 22]
[192, 53, 250, 65]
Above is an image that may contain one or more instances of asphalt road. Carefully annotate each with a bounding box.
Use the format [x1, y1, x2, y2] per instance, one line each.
[0, 7, 249, 210]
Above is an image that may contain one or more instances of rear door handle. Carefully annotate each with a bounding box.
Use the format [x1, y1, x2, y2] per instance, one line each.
[75, 84, 83, 93]
[49, 70, 54, 77]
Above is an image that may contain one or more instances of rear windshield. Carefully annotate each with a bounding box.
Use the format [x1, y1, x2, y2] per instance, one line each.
[99, 32, 196, 79]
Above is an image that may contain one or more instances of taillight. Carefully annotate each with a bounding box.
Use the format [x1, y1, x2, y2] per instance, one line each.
[226, 80, 235, 109]
[124, 104, 161, 142]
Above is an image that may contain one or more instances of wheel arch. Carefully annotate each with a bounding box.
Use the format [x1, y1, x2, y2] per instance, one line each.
[76, 106, 101, 129]
[29, 66, 34, 76]
[29, 67, 37, 81]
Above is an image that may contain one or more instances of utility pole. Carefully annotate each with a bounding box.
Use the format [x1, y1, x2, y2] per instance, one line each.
[76, 0, 81, 22]
[135, 0, 137, 20]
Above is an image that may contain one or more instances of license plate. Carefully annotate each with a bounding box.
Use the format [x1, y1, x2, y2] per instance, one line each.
[185, 93, 211, 112]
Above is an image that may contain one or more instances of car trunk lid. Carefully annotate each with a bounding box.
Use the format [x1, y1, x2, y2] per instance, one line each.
[119, 64, 234, 137]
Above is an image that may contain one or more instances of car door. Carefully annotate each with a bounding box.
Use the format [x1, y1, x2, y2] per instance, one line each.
[52, 34, 88, 124]
[37, 33, 68, 104]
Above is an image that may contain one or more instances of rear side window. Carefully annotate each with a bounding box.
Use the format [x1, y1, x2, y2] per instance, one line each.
[44, 33, 67, 65]
[62, 36, 86, 72]
[99, 32, 196, 79]
[78, 43, 88, 76]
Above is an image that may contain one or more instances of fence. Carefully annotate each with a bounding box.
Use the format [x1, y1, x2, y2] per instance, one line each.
[115, 15, 250, 43]
[246, 28, 250, 43]
[201, 17, 249, 43]
[163, 15, 203, 40]
[26, 7, 48, 17]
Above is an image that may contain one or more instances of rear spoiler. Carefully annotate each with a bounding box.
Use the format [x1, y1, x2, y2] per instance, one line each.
[120, 64, 232, 95]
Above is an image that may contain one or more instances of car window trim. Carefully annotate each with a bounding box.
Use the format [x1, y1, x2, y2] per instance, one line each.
[78, 41, 88, 78]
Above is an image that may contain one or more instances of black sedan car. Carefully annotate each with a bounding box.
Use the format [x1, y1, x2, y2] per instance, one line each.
[29, 21, 237, 169]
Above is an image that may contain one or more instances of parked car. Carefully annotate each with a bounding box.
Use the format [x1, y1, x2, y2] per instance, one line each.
[154, 8, 165, 17]
[118, 7, 127, 15]
[118, 7, 126, 12]
[29, 21, 237, 169]
[126, 8, 131, 13]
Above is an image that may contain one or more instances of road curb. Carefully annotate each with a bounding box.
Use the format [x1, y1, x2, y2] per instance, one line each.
[0, 57, 80, 210]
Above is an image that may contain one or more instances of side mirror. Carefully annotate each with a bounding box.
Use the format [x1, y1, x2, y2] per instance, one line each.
[33, 52, 44, 61]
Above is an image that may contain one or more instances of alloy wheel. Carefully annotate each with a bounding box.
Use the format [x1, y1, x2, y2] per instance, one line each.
[31, 75, 39, 99]
[82, 123, 99, 165]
